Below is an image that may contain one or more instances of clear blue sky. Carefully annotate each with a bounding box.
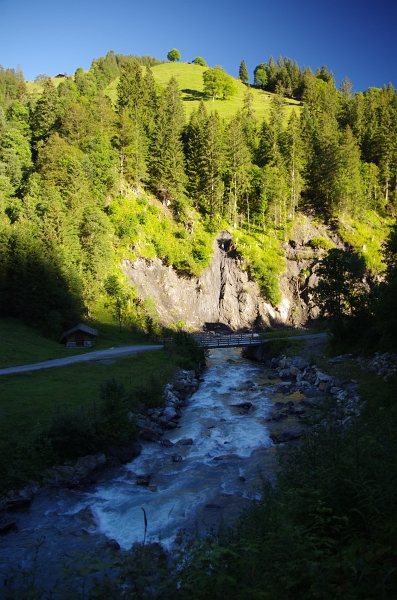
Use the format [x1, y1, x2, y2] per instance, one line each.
[0, 0, 396, 92]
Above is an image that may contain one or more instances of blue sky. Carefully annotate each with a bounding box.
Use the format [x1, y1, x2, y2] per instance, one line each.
[0, 0, 396, 92]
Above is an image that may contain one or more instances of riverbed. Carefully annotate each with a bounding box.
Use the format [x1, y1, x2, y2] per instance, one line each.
[0, 347, 301, 589]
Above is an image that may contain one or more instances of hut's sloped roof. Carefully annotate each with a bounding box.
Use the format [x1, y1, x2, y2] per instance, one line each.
[60, 324, 98, 341]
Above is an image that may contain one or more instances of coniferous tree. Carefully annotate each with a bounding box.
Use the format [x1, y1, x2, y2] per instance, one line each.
[282, 110, 305, 220]
[142, 66, 158, 136]
[115, 59, 148, 188]
[31, 78, 59, 150]
[224, 116, 251, 228]
[148, 77, 186, 203]
[185, 102, 208, 206]
[238, 60, 249, 84]
[241, 88, 257, 154]
[335, 125, 363, 216]
[185, 104, 224, 218]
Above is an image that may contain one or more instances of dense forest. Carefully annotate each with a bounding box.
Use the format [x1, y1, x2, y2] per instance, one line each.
[0, 51, 396, 342]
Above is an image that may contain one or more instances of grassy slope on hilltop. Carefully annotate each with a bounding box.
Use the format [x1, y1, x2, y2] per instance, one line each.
[25, 77, 65, 98]
[104, 62, 302, 121]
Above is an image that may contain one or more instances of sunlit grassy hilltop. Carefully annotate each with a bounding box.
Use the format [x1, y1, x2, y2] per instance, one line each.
[104, 61, 302, 121]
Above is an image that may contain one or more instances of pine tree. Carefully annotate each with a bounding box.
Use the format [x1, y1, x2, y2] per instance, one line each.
[334, 126, 363, 216]
[185, 102, 208, 206]
[31, 79, 59, 149]
[148, 77, 186, 203]
[185, 105, 224, 218]
[257, 92, 285, 167]
[282, 110, 304, 220]
[115, 60, 148, 188]
[224, 116, 251, 228]
[238, 60, 249, 84]
[142, 66, 158, 136]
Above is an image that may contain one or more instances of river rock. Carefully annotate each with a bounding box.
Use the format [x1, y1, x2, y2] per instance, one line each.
[280, 384, 294, 394]
[266, 411, 288, 422]
[172, 454, 183, 462]
[292, 357, 309, 370]
[74, 506, 96, 526]
[108, 444, 142, 463]
[160, 439, 174, 447]
[139, 427, 161, 442]
[51, 465, 76, 482]
[314, 371, 332, 386]
[270, 429, 302, 444]
[106, 538, 121, 550]
[161, 406, 177, 422]
[274, 401, 286, 409]
[279, 368, 291, 379]
[176, 438, 193, 446]
[230, 401, 253, 412]
[75, 453, 107, 477]
[136, 474, 151, 486]
[0, 517, 18, 534]
[289, 366, 301, 377]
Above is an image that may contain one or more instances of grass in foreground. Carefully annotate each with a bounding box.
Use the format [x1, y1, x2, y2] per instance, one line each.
[0, 348, 171, 432]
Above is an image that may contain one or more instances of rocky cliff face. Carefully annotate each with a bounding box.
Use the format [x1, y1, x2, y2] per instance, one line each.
[122, 219, 340, 331]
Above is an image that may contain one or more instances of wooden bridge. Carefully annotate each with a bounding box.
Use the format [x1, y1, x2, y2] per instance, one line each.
[156, 332, 327, 350]
[158, 333, 263, 349]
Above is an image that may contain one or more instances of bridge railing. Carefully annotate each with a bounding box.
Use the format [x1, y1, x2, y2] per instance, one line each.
[152, 333, 262, 348]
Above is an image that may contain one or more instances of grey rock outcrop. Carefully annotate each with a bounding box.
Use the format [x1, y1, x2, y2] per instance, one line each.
[122, 232, 288, 331]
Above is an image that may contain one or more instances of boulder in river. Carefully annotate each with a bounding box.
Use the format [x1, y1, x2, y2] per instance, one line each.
[172, 454, 183, 462]
[74, 453, 107, 477]
[0, 517, 18, 534]
[136, 474, 151, 486]
[230, 401, 253, 412]
[176, 438, 193, 446]
[108, 443, 142, 463]
[270, 429, 302, 444]
[139, 427, 162, 442]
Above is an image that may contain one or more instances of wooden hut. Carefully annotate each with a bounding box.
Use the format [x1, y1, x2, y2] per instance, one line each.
[60, 324, 98, 348]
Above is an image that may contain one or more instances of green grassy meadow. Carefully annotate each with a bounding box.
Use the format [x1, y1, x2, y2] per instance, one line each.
[104, 62, 302, 122]
[0, 348, 172, 432]
[25, 76, 65, 98]
[0, 314, 156, 369]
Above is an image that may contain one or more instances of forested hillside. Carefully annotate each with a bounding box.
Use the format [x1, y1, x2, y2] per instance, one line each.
[0, 50, 396, 340]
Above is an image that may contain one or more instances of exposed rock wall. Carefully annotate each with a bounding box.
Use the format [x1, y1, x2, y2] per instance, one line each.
[122, 219, 341, 331]
[122, 231, 287, 331]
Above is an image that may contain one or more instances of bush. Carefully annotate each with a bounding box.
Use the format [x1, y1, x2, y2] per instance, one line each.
[173, 331, 207, 370]
[308, 236, 334, 250]
[46, 404, 97, 460]
[192, 57, 207, 67]
[167, 48, 181, 62]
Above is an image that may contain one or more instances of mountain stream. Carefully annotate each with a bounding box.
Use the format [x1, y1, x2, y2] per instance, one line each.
[0, 348, 302, 588]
